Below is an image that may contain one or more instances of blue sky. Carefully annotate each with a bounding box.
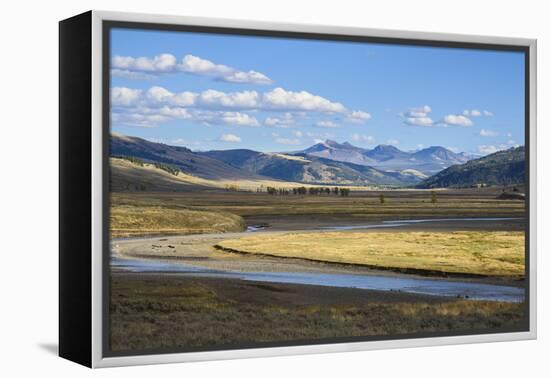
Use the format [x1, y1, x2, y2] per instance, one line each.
[110, 27, 525, 155]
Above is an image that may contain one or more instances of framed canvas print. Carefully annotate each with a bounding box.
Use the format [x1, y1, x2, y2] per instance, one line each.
[59, 10, 537, 368]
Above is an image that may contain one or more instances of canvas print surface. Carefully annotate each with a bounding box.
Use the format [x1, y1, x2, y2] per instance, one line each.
[107, 26, 528, 355]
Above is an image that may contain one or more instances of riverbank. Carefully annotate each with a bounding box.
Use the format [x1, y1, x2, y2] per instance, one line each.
[109, 273, 527, 353]
[112, 218, 526, 286]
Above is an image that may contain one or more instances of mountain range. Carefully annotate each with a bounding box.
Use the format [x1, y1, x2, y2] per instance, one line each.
[300, 139, 473, 175]
[110, 133, 524, 189]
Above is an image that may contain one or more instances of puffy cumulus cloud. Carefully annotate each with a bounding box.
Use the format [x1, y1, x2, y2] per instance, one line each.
[441, 114, 473, 127]
[179, 54, 232, 75]
[111, 112, 170, 128]
[199, 89, 260, 108]
[404, 116, 434, 126]
[314, 120, 340, 128]
[480, 128, 498, 137]
[483, 110, 494, 116]
[463, 109, 482, 117]
[403, 105, 435, 126]
[404, 105, 432, 118]
[351, 134, 375, 144]
[293, 130, 303, 138]
[114, 86, 348, 113]
[111, 87, 142, 106]
[219, 134, 242, 143]
[264, 113, 295, 128]
[346, 110, 372, 123]
[112, 53, 178, 73]
[403, 106, 475, 127]
[111, 86, 367, 129]
[111, 53, 274, 85]
[220, 112, 260, 127]
[263, 88, 346, 113]
[224, 70, 273, 85]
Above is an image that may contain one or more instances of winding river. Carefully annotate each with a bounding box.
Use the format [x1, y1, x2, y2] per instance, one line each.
[112, 217, 525, 303]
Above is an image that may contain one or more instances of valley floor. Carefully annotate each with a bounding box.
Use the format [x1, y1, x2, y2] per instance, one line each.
[108, 188, 528, 354]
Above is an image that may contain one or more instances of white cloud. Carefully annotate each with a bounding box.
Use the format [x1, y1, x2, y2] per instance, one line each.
[111, 112, 170, 128]
[264, 113, 294, 128]
[441, 114, 473, 127]
[111, 69, 155, 80]
[404, 116, 434, 126]
[220, 134, 241, 143]
[463, 109, 493, 117]
[179, 54, 232, 76]
[480, 128, 498, 137]
[403, 105, 434, 126]
[463, 109, 482, 117]
[351, 134, 375, 144]
[446, 146, 459, 153]
[198, 89, 260, 108]
[119, 86, 345, 114]
[263, 88, 346, 113]
[223, 70, 273, 85]
[387, 139, 400, 145]
[293, 130, 303, 138]
[403, 106, 477, 127]
[112, 53, 274, 85]
[315, 120, 340, 128]
[111, 87, 142, 106]
[404, 105, 432, 118]
[111, 86, 365, 129]
[220, 112, 260, 127]
[346, 110, 372, 123]
[112, 53, 178, 73]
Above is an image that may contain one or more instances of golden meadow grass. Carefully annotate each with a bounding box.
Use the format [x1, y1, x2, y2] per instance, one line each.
[218, 231, 525, 276]
[110, 205, 245, 238]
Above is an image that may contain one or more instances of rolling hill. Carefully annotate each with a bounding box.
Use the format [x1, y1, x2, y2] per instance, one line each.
[416, 146, 525, 188]
[111, 133, 265, 181]
[199, 149, 419, 186]
[110, 157, 327, 192]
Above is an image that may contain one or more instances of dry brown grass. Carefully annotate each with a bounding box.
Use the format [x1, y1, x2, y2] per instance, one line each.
[110, 275, 526, 353]
[110, 205, 245, 238]
[217, 231, 525, 277]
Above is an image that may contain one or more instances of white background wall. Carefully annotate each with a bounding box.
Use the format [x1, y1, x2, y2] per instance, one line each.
[1, 0, 547, 376]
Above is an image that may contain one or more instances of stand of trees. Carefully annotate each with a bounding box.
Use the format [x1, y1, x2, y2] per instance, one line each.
[265, 186, 351, 196]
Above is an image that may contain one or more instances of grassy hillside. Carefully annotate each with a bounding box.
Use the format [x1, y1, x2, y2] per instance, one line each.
[418, 147, 525, 188]
[111, 133, 265, 181]
[110, 157, 326, 192]
[201, 149, 420, 186]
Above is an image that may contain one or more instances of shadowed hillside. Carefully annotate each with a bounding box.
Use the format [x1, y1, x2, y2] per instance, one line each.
[417, 146, 525, 188]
